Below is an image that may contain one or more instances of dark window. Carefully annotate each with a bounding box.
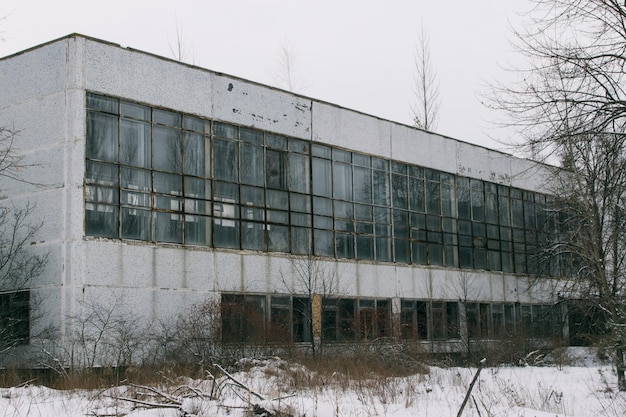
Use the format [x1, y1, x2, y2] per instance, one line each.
[0, 290, 30, 345]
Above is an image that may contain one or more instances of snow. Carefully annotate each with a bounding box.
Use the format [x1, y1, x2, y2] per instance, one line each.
[0, 351, 624, 417]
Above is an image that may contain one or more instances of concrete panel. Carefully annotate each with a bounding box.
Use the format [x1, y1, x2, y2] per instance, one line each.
[212, 75, 312, 140]
[0, 40, 67, 109]
[503, 275, 519, 302]
[510, 158, 551, 191]
[456, 144, 513, 185]
[335, 261, 357, 295]
[238, 252, 267, 293]
[390, 124, 460, 173]
[0, 145, 65, 199]
[183, 248, 216, 291]
[84, 40, 213, 118]
[515, 276, 532, 303]
[393, 265, 417, 298]
[29, 243, 63, 289]
[312, 103, 392, 158]
[84, 240, 124, 287]
[354, 262, 378, 296]
[0, 191, 65, 245]
[490, 273, 505, 301]
[0, 92, 67, 152]
[215, 251, 244, 292]
[411, 267, 432, 299]
[155, 246, 186, 289]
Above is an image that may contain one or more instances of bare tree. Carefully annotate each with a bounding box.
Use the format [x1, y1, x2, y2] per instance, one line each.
[488, 0, 626, 391]
[411, 24, 440, 131]
[0, 125, 48, 356]
[281, 254, 340, 355]
[168, 19, 195, 65]
[271, 40, 310, 94]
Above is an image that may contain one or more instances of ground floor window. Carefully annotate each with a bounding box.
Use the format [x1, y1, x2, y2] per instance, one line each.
[0, 290, 30, 346]
[465, 301, 558, 340]
[221, 293, 561, 345]
[401, 300, 460, 340]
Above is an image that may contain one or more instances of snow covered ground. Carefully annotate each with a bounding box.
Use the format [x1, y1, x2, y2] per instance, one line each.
[0, 348, 624, 417]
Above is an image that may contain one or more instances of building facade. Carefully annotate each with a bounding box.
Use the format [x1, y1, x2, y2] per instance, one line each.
[0, 35, 565, 361]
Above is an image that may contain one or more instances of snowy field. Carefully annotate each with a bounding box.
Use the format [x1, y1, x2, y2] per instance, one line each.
[0, 348, 624, 417]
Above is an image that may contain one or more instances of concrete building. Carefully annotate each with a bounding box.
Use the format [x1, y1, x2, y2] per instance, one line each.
[0, 34, 565, 363]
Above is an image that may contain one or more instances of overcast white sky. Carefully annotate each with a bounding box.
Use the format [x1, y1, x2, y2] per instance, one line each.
[0, 0, 533, 151]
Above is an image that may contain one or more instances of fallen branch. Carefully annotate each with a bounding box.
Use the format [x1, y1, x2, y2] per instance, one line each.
[214, 363, 266, 401]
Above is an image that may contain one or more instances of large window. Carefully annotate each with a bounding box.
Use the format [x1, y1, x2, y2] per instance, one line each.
[85, 93, 562, 276]
[0, 290, 30, 345]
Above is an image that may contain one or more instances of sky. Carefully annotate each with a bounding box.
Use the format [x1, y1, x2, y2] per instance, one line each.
[0, 0, 533, 152]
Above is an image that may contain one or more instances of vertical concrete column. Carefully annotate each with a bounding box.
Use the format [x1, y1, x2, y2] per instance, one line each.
[391, 297, 401, 338]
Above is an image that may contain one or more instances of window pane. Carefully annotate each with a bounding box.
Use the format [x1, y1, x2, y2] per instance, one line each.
[121, 167, 151, 191]
[336, 232, 354, 258]
[184, 132, 208, 177]
[85, 185, 118, 204]
[267, 190, 288, 209]
[155, 212, 183, 243]
[376, 237, 392, 261]
[290, 193, 311, 213]
[87, 93, 118, 113]
[184, 115, 206, 133]
[457, 186, 470, 220]
[122, 190, 151, 207]
[86, 161, 118, 186]
[121, 119, 151, 168]
[392, 174, 408, 209]
[153, 126, 182, 173]
[427, 181, 441, 214]
[266, 149, 287, 190]
[185, 198, 210, 215]
[471, 182, 484, 222]
[213, 122, 238, 139]
[312, 157, 332, 197]
[429, 244, 443, 265]
[154, 172, 182, 195]
[268, 225, 289, 253]
[441, 184, 455, 217]
[291, 227, 311, 254]
[313, 197, 332, 216]
[241, 185, 264, 206]
[185, 214, 210, 245]
[240, 128, 263, 144]
[353, 166, 372, 204]
[289, 153, 310, 193]
[240, 142, 264, 186]
[373, 170, 390, 206]
[214, 138, 239, 182]
[314, 229, 334, 256]
[86, 112, 118, 162]
[121, 102, 150, 120]
[185, 177, 211, 199]
[356, 235, 374, 260]
[333, 162, 352, 200]
[122, 207, 151, 240]
[409, 178, 425, 212]
[85, 203, 118, 238]
[153, 109, 181, 127]
[412, 241, 427, 264]
[394, 239, 410, 263]
[242, 221, 266, 250]
[214, 218, 240, 248]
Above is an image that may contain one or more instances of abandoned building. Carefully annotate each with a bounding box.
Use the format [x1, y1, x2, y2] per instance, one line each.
[0, 34, 570, 363]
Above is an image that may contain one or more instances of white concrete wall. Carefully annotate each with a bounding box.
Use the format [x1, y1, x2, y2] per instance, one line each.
[0, 35, 561, 358]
